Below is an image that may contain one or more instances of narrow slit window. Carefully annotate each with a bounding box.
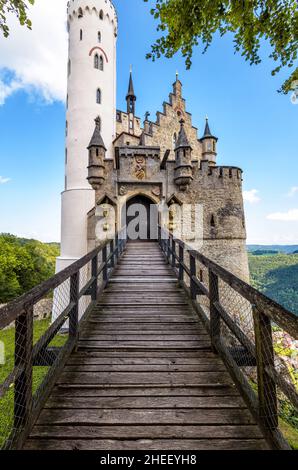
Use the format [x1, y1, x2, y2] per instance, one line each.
[78, 8, 83, 18]
[96, 88, 101, 104]
[98, 31, 101, 43]
[211, 215, 216, 227]
[94, 54, 99, 69]
[99, 55, 104, 71]
[80, 29, 83, 40]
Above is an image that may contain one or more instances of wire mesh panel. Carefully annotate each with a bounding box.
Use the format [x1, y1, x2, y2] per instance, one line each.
[158, 225, 298, 449]
[0, 230, 127, 449]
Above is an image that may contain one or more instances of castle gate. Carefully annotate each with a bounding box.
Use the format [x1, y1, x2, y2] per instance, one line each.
[123, 195, 159, 241]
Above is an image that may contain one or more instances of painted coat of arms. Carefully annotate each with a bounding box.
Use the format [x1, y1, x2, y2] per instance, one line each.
[133, 156, 146, 180]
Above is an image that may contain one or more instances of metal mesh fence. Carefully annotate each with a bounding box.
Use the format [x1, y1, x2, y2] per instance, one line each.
[159, 227, 298, 446]
[0, 232, 126, 449]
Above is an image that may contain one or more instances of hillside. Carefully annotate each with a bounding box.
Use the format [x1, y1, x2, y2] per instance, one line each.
[0, 234, 60, 303]
[248, 252, 298, 316]
[247, 245, 298, 254]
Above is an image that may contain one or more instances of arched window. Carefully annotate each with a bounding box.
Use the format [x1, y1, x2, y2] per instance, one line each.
[95, 116, 102, 131]
[98, 31, 101, 43]
[99, 55, 104, 71]
[78, 8, 83, 18]
[99, 10, 104, 20]
[173, 133, 177, 149]
[94, 53, 99, 69]
[80, 29, 83, 40]
[96, 88, 101, 104]
[210, 214, 215, 227]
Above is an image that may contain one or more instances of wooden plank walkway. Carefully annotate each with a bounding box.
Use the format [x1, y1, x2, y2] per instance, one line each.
[24, 242, 269, 450]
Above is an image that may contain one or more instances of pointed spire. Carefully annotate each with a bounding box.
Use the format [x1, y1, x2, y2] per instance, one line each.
[175, 119, 192, 150]
[201, 116, 217, 140]
[203, 116, 212, 137]
[126, 69, 135, 99]
[87, 116, 106, 150]
[126, 67, 136, 114]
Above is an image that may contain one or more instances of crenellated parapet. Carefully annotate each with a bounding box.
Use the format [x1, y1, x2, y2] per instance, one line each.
[197, 161, 243, 183]
[67, 0, 118, 35]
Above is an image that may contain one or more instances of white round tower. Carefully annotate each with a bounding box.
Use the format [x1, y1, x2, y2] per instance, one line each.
[57, 0, 117, 272]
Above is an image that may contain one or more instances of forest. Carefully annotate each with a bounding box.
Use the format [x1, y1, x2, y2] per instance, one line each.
[0, 234, 297, 316]
[0, 234, 59, 303]
[249, 252, 298, 316]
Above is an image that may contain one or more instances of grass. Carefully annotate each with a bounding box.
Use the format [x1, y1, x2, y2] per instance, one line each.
[280, 419, 298, 450]
[0, 318, 66, 448]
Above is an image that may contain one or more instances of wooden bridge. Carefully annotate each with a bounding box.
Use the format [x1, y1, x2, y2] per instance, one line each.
[0, 228, 297, 450]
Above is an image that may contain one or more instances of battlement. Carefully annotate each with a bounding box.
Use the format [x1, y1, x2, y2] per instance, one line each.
[198, 161, 243, 182]
[67, 0, 117, 27]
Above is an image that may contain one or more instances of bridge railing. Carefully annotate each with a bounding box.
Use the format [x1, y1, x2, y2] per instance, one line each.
[159, 226, 298, 450]
[0, 227, 127, 449]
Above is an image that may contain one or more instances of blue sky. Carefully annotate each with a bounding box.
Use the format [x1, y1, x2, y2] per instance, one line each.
[0, 0, 297, 243]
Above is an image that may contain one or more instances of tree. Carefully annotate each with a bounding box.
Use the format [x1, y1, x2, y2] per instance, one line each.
[0, 0, 34, 38]
[145, 0, 298, 93]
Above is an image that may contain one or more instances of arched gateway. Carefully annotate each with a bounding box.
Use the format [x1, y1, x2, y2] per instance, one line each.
[122, 194, 159, 241]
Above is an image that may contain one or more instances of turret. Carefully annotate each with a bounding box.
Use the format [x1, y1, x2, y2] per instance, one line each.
[174, 119, 193, 191]
[87, 117, 106, 189]
[200, 117, 218, 166]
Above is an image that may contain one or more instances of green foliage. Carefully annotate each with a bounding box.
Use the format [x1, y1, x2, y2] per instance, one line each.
[248, 253, 298, 315]
[0, 0, 34, 38]
[0, 234, 60, 303]
[145, 0, 298, 93]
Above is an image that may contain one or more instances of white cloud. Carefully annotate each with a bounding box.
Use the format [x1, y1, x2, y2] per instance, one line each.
[0, 176, 11, 184]
[267, 209, 298, 222]
[286, 186, 298, 197]
[0, 0, 68, 105]
[243, 189, 260, 204]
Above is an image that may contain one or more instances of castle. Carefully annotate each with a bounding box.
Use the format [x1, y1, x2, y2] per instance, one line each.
[57, 0, 249, 283]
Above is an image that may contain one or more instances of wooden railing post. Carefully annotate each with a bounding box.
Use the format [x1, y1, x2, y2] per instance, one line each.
[172, 238, 176, 268]
[91, 254, 98, 301]
[209, 269, 220, 349]
[179, 243, 184, 283]
[102, 244, 108, 282]
[69, 271, 79, 339]
[14, 307, 33, 429]
[253, 307, 278, 430]
[115, 233, 119, 264]
[110, 240, 115, 268]
[167, 234, 171, 263]
[189, 252, 197, 300]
